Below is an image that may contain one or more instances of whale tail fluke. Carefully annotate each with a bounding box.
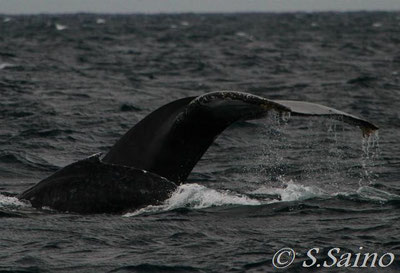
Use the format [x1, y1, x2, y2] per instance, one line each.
[103, 91, 378, 184]
[274, 100, 378, 137]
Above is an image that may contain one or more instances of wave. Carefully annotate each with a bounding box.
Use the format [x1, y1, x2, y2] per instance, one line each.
[0, 151, 60, 172]
[0, 63, 17, 70]
[337, 185, 400, 203]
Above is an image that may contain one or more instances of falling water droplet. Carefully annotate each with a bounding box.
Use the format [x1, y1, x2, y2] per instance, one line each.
[360, 131, 380, 185]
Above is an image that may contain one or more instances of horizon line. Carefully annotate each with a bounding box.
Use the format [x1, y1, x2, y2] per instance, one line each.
[2, 9, 400, 16]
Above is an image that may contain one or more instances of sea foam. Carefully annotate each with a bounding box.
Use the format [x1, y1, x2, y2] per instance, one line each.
[124, 183, 260, 217]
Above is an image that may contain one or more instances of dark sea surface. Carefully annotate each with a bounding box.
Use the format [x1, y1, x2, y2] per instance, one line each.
[0, 12, 399, 272]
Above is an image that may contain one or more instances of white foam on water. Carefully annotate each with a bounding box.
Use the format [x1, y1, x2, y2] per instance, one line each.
[124, 183, 261, 217]
[55, 23, 68, 31]
[252, 179, 398, 205]
[0, 194, 28, 209]
[96, 18, 106, 24]
[0, 63, 16, 70]
[250, 180, 328, 202]
[124, 180, 330, 217]
[235, 31, 247, 37]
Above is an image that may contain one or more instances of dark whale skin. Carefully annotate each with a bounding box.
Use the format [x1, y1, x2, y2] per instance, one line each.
[18, 154, 177, 214]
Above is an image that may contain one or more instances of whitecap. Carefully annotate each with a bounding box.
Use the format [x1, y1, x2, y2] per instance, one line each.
[180, 21, 189, 26]
[236, 32, 247, 37]
[55, 23, 68, 31]
[0, 63, 16, 70]
[96, 18, 106, 24]
[235, 31, 253, 40]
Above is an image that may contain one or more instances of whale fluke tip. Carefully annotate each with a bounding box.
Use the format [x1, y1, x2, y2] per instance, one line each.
[273, 99, 378, 137]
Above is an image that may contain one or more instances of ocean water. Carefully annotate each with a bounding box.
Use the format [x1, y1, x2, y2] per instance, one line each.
[0, 12, 400, 272]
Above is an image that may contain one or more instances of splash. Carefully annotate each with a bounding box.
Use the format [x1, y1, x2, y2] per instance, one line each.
[124, 180, 331, 217]
[240, 114, 290, 185]
[0, 194, 28, 209]
[361, 130, 379, 158]
[250, 180, 327, 202]
[124, 184, 260, 217]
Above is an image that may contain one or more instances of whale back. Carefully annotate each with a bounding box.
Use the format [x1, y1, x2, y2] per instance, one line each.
[18, 154, 177, 213]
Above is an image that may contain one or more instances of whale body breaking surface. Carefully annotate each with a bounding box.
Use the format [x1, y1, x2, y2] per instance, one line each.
[17, 91, 378, 213]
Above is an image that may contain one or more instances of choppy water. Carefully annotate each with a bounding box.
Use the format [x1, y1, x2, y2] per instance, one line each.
[0, 12, 399, 272]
